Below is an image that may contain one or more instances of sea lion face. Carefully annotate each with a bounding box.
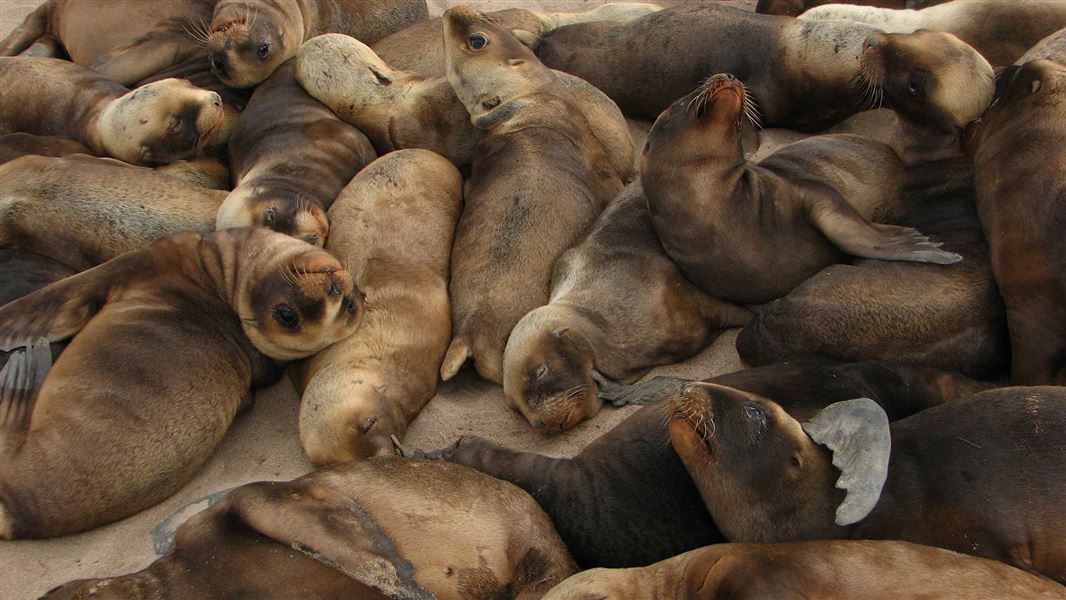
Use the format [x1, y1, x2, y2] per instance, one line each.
[755, 0, 806, 17]
[964, 58, 1066, 155]
[860, 30, 994, 132]
[294, 34, 403, 122]
[643, 74, 752, 170]
[217, 186, 330, 246]
[102, 79, 224, 165]
[504, 326, 600, 433]
[208, 15, 293, 89]
[300, 384, 406, 466]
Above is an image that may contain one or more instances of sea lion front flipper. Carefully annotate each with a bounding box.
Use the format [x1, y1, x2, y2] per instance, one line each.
[0, 2, 50, 57]
[90, 21, 200, 85]
[0, 338, 51, 439]
[594, 372, 689, 407]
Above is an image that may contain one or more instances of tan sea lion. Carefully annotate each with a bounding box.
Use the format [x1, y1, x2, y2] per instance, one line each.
[0, 227, 363, 539]
[42, 458, 577, 600]
[642, 74, 959, 305]
[544, 540, 1066, 600]
[438, 5, 624, 384]
[0, 58, 223, 166]
[0, 154, 226, 271]
[669, 384, 1066, 583]
[217, 60, 376, 245]
[295, 33, 635, 181]
[206, 0, 428, 89]
[757, 0, 945, 18]
[293, 150, 461, 466]
[501, 183, 751, 433]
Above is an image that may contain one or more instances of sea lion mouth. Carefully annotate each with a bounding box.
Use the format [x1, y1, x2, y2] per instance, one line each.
[857, 35, 889, 109]
[689, 75, 761, 128]
[530, 383, 596, 433]
[672, 385, 717, 453]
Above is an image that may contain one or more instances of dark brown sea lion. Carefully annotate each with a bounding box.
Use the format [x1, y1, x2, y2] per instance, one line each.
[0, 133, 91, 165]
[438, 5, 623, 384]
[669, 384, 1066, 583]
[421, 358, 988, 568]
[758, 0, 945, 18]
[0, 227, 363, 539]
[218, 59, 376, 245]
[0, 57, 223, 166]
[0, 250, 75, 307]
[544, 540, 1066, 600]
[42, 458, 577, 600]
[206, 0, 428, 89]
[502, 183, 751, 433]
[293, 150, 462, 466]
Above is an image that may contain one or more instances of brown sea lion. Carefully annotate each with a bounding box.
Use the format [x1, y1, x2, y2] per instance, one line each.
[0, 227, 363, 539]
[0, 154, 226, 271]
[669, 384, 1066, 583]
[420, 358, 988, 568]
[293, 150, 461, 466]
[295, 33, 636, 181]
[217, 60, 376, 245]
[799, 0, 1066, 66]
[206, 0, 428, 89]
[0, 58, 223, 166]
[642, 74, 959, 305]
[0, 250, 75, 307]
[964, 54, 1066, 385]
[501, 183, 751, 433]
[544, 540, 1066, 600]
[42, 458, 577, 600]
[0, 133, 91, 165]
[438, 5, 623, 385]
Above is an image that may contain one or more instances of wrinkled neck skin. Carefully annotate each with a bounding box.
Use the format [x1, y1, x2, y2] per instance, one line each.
[785, 20, 875, 103]
[897, 118, 965, 165]
[87, 98, 126, 157]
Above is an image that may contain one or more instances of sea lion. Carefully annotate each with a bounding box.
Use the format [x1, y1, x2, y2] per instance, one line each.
[42, 458, 576, 600]
[293, 150, 461, 466]
[0, 250, 75, 307]
[501, 183, 751, 433]
[438, 5, 623, 384]
[0, 133, 91, 165]
[0, 227, 363, 538]
[642, 74, 959, 305]
[421, 358, 988, 568]
[669, 384, 1066, 583]
[370, 3, 662, 78]
[217, 60, 376, 245]
[544, 540, 1066, 600]
[757, 0, 945, 18]
[0, 58, 223, 166]
[964, 54, 1066, 385]
[295, 33, 635, 181]
[799, 0, 1066, 66]
[206, 0, 428, 89]
[0, 154, 226, 271]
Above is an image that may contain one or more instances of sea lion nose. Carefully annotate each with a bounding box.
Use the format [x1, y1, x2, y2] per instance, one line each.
[209, 52, 226, 74]
[863, 33, 884, 52]
[210, 92, 222, 109]
[724, 73, 737, 82]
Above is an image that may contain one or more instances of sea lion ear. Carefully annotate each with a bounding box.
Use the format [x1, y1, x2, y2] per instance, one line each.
[801, 398, 890, 527]
[511, 29, 539, 49]
[472, 98, 533, 129]
[551, 327, 570, 339]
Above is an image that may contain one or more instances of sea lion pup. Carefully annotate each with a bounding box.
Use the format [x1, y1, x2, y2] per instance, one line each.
[0, 155, 227, 272]
[0, 227, 363, 539]
[669, 384, 1066, 583]
[543, 541, 1066, 600]
[502, 184, 751, 433]
[206, 0, 428, 89]
[0, 58, 223, 166]
[42, 458, 577, 600]
[0, 250, 74, 307]
[642, 74, 959, 306]
[218, 60, 376, 245]
[418, 358, 988, 568]
[293, 150, 461, 466]
[439, 6, 623, 384]
[799, 0, 1066, 66]
[370, 3, 662, 78]
[757, 0, 945, 18]
[295, 34, 635, 181]
[963, 56, 1066, 385]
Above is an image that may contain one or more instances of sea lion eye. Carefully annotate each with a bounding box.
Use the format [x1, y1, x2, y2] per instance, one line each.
[265, 206, 277, 223]
[345, 297, 358, 315]
[257, 41, 270, 58]
[468, 33, 488, 51]
[272, 305, 300, 329]
[302, 233, 319, 245]
[744, 405, 767, 426]
[906, 75, 924, 97]
[535, 364, 548, 380]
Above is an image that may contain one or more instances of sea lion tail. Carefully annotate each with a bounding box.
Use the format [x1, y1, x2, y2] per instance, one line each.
[440, 337, 471, 381]
[0, 338, 51, 453]
[0, 3, 50, 57]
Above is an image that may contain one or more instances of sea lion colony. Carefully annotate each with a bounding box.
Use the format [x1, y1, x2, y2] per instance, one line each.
[0, 0, 1064, 598]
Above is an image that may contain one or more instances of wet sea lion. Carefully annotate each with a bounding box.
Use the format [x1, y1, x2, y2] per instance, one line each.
[0, 154, 226, 271]
[669, 384, 1066, 583]
[502, 183, 751, 433]
[544, 540, 1066, 600]
[757, 0, 945, 18]
[642, 74, 959, 305]
[295, 33, 635, 181]
[43, 458, 577, 600]
[0, 227, 363, 538]
[294, 150, 461, 466]
[438, 5, 623, 384]
[0, 250, 75, 307]
[0, 58, 223, 166]
[217, 60, 376, 245]
[422, 358, 987, 568]
[206, 0, 428, 89]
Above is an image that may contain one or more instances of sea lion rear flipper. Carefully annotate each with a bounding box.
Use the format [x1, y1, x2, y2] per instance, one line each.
[0, 3, 50, 57]
[440, 337, 471, 380]
[594, 371, 689, 407]
[90, 21, 200, 85]
[0, 338, 51, 437]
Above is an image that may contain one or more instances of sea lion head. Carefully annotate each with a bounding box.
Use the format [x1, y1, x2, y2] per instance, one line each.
[208, 4, 295, 89]
[964, 58, 1066, 156]
[503, 308, 601, 433]
[859, 30, 995, 132]
[234, 229, 364, 361]
[99, 79, 224, 165]
[299, 375, 407, 466]
[216, 185, 330, 246]
[442, 4, 559, 130]
[755, 0, 807, 17]
[540, 567, 639, 600]
[668, 383, 891, 541]
[295, 34, 406, 124]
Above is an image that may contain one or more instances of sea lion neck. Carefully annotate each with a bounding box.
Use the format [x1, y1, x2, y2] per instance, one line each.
[189, 232, 257, 311]
[784, 20, 874, 106]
